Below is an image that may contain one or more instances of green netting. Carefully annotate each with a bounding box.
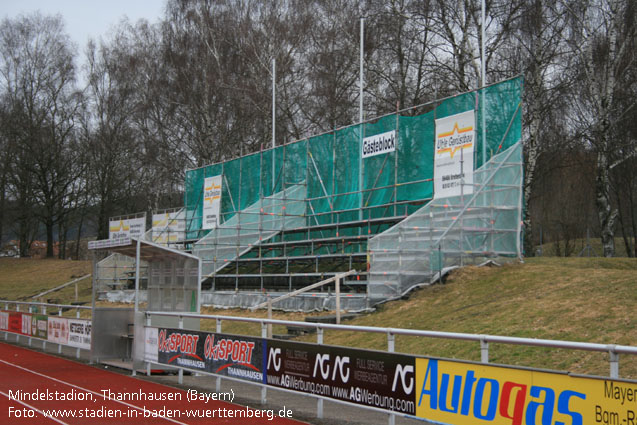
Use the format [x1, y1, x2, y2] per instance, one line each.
[184, 77, 523, 240]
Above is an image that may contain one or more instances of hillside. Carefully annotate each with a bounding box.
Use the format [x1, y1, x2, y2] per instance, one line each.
[1, 256, 636, 378]
[0, 258, 92, 302]
[294, 257, 637, 378]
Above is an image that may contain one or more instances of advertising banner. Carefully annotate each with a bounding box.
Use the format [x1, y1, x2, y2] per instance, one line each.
[68, 319, 91, 350]
[0, 312, 8, 331]
[8, 312, 22, 333]
[31, 314, 48, 339]
[47, 316, 69, 344]
[266, 340, 416, 415]
[21, 313, 31, 335]
[144, 327, 158, 363]
[109, 216, 146, 240]
[415, 357, 637, 425]
[434, 110, 475, 199]
[202, 176, 222, 230]
[362, 130, 396, 159]
[151, 210, 185, 244]
[156, 328, 264, 383]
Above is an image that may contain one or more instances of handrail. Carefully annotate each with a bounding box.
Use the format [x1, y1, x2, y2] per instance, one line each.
[29, 274, 92, 300]
[253, 269, 357, 309]
[143, 309, 637, 357]
[1, 300, 92, 310]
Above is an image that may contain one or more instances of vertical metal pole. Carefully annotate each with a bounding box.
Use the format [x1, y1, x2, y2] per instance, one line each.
[610, 349, 619, 378]
[387, 332, 395, 353]
[481, 0, 487, 166]
[134, 238, 141, 314]
[178, 316, 184, 384]
[359, 16, 365, 223]
[76, 309, 81, 359]
[394, 102, 399, 217]
[146, 315, 152, 376]
[267, 297, 273, 339]
[261, 322, 268, 405]
[317, 326, 324, 418]
[335, 277, 341, 324]
[58, 309, 62, 353]
[481, 338, 489, 363]
[216, 318, 222, 392]
[272, 58, 276, 194]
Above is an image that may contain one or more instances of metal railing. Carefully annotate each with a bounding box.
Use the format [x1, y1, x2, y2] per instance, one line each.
[1, 300, 92, 359]
[143, 309, 637, 423]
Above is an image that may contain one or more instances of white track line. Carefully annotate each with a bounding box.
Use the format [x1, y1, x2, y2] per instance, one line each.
[0, 359, 189, 425]
[0, 390, 70, 425]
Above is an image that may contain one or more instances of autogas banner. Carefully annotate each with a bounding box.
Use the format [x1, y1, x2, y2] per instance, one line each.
[434, 110, 475, 199]
[415, 357, 637, 425]
[156, 328, 264, 383]
[266, 340, 416, 415]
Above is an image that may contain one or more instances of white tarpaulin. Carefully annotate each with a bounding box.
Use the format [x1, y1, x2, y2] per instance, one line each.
[202, 175, 222, 230]
[434, 110, 475, 199]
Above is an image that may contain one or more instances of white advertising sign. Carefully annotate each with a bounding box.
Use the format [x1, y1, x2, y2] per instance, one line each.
[21, 313, 31, 335]
[109, 216, 146, 240]
[144, 327, 158, 363]
[434, 110, 475, 199]
[0, 312, 8, 330]
[68, 319, 91, 350]
[47, 316, 69, 344]
[362, 130, 396, 158]
[202, 175, 222, 230]
[152, 210, 186, 244]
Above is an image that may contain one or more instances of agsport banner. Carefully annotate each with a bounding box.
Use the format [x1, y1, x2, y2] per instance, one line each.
[156, 328, 265, 383]
[415, 357, 637, 425]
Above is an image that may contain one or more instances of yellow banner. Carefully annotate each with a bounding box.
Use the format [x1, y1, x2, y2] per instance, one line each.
[415, 358, 637, 425]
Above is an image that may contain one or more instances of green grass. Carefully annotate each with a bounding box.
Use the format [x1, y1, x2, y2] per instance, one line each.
[291, 257, 637, 378]
[2, 256, 637, 379]
[0, 258, 92, 303]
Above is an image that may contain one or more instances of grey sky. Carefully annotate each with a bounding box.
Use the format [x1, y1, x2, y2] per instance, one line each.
[1, 0, 166, 51]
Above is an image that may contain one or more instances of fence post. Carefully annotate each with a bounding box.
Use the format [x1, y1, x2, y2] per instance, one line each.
[481, 338, 489, 363]
[317, 326, 324, 418]
[177, 316, 184, 384]
[76, 309, 81, 359]
[609, 347, 619, 379]
[261, 322, 268, 405]
[387, 331, 395, 353]
[58, 309, 63, 354]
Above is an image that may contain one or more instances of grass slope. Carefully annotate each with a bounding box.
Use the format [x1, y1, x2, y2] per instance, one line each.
[1, 256, 636, 378]
[0, 258, 92, 302]
[294, 257, 637, 378]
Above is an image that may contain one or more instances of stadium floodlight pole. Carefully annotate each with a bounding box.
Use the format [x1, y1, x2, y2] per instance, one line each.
[272, 58, 276, 193]
[481, 0, 487, 166]
[359, 15, 365, 222]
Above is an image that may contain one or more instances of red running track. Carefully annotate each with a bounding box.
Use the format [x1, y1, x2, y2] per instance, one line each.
[0, 342, 308, 425]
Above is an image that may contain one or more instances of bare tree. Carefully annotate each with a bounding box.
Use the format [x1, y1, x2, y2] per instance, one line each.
[567, 0, 637, 256]
[0, 13, 82, 257]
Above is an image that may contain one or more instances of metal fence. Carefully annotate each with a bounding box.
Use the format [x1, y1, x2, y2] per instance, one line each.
[142, 310, 637, 424]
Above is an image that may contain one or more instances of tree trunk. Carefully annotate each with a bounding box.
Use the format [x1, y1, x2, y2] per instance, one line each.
[595, 149, 618, 257]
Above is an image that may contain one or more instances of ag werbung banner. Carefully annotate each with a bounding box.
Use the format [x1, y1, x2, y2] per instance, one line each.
[434, 110, 475, 199]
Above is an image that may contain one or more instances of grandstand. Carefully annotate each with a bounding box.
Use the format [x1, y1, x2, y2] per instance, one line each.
[94, 77, 523, 312]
